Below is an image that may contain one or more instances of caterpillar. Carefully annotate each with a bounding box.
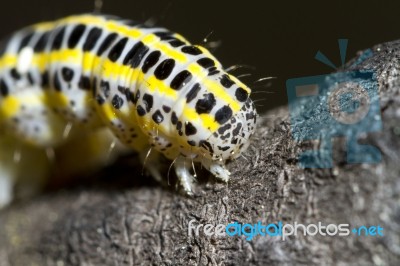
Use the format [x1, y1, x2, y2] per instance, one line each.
[0, 14, 257, 206]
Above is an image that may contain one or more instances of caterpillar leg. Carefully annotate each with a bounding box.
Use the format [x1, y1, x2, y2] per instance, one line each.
[0, 168, 15, 208]
[174, 156, 196, 195]
[0, 133, 50, 208]
[139, 148, 163, 183]
[202, 159, 231, 183]
[0, 134, 20, 208]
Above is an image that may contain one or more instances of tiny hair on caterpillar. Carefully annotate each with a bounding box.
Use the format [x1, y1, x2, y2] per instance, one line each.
[0, 14, 257, 207]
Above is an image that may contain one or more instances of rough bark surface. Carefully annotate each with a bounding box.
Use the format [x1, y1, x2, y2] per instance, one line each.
[1, 40, 400, 266]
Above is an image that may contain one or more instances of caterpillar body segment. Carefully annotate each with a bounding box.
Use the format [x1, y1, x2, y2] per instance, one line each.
[0, 14, 257, 200]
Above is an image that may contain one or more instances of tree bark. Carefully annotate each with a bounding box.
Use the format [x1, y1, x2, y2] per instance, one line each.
[1, 40, 400, 266]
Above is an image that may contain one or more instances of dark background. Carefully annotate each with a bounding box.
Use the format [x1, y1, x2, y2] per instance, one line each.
[1, 0, 399, 113]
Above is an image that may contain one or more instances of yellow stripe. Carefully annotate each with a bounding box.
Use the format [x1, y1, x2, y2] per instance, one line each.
[0, 96, 20, 118]
[60, 15, 105, 26]
[152, 42, 187, 62]
[0, 55, 17, 68]
[0, 90, 70, 120]
[43, 91, 69, 108]
[32, 49, 82, 72]
[101, 103, 117, 121]
[229, 75, 251, 93]
[32, 21, 56, 32]
[106, 20, 141, 39]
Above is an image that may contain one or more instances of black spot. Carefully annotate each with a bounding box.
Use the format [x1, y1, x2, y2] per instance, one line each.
[235, 87, 248, 102]
[0, 79, 9, 96]
[200, 140, 213, 153]
[19, 31, 34, 51]
[162, 105, 171, 113]
[100, 80, 110, 97]
[186, 83, 201, 103]
[41, 71, 49, 87]
[133, 89, 140, 105]
[53, 73, 62, 91]
[197, 57, 215, 69]
[52, 27, 66, 50]
[152, 110, 164, 124]
[91, 77, 98, 96]
[157, 33, 175, 40]
[142, 51, 161, 73]
[218, 123, 232, 134]
[188, 140, 196, 146]
[117, 86, 127, 94]
[137, 105, 146, 116]
[97, 33, 118, 56]
[220, 74, 234, 88]
[61, 67, 74, 82]
[170, 70, 192, 90]
[154, 59, 175, 80]
[125, 90, 135, 103]
[195, 93, 216, 114]
[10, 68, 21, 80]
[185, 122, 197, 136]
[83, 27, 102, 51]
[218, 146, 230, 151]
[112, 94, 124, 109]
[215, 105, 233, 124]
[108, 37, 128, 62]
[123, 41, 149, 67]
[169, 39, 185, 47]
[34, 32, 50, 52]
[181, 45, 202, 55]
[142, 93, 153, 112]
[246, 112, 256, 121]
[78, 76, 91, 90]
[176, 121, 182, 130]
[96, 95, 105, 105]
[208, 66, 220, 76]
[233, 123, 242, 135]
[154, 31, 173, 39]
[171, 112, 178, 125]
[68, 24, 86, 48]
[27, 72, 34, 85]
[220, 133, 231, 140]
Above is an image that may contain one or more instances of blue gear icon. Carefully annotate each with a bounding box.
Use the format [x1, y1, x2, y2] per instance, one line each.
[286, 40, 382, 168]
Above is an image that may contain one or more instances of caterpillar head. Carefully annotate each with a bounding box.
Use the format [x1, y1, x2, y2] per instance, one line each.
[174, 71, 258, 163]
[199, 98, 257, 161]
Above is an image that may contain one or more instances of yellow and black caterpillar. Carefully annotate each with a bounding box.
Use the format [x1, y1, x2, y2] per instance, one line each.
[0, 14, 257, 206]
